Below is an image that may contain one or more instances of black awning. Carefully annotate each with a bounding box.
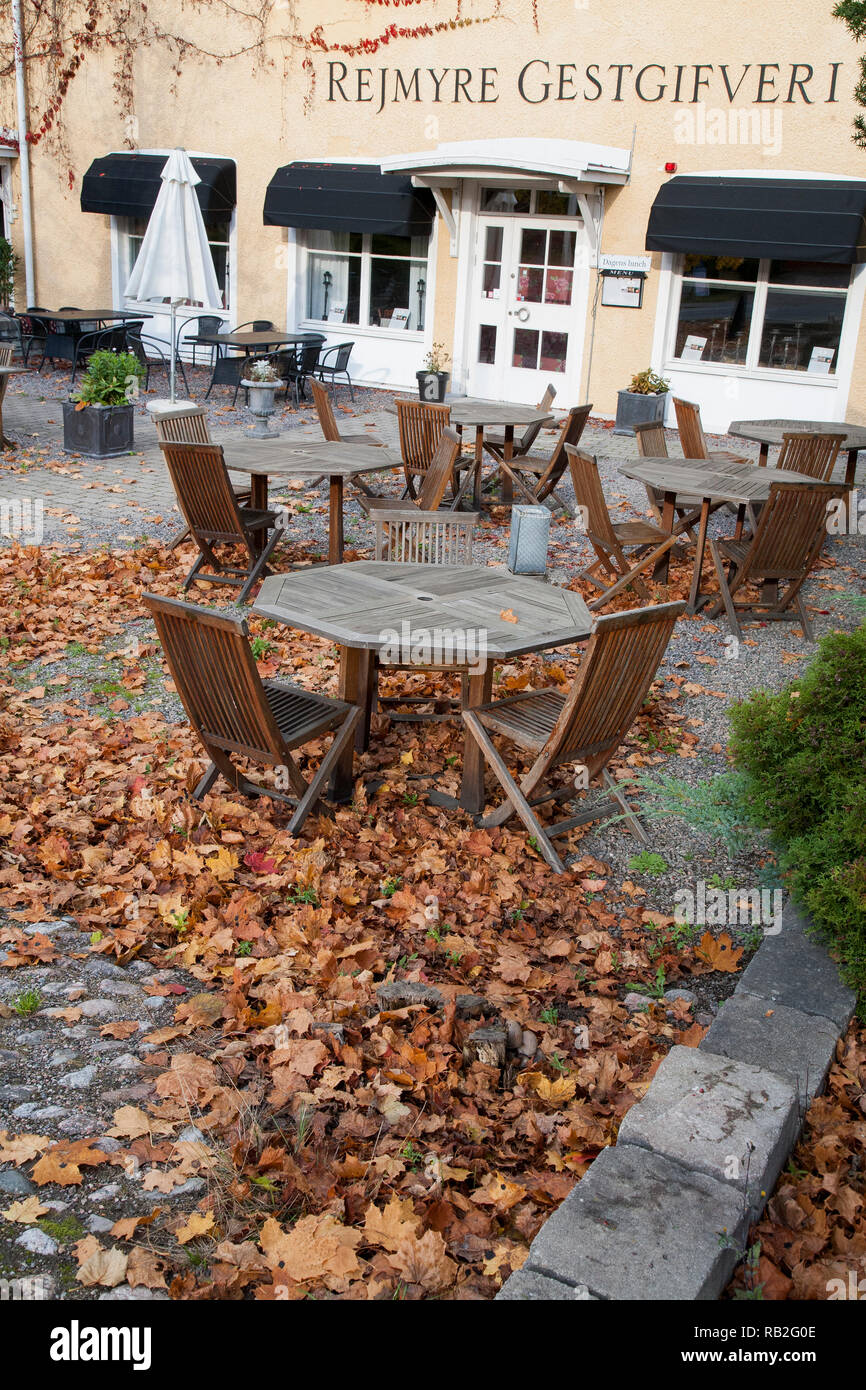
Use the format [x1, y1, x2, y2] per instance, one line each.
[80, 154, 236, 221]
[263, 162, 435, 236]
[646, 176, 866, 264]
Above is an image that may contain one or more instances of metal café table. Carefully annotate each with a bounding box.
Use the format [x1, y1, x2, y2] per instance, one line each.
[387, 397, 554, 508]
[254, 561, 592, 811]
[190, 329, 326, 398]
[224, 437, 402, 564]
[729, 419, 866, 490]
[0, 365, 28, 449]
[39, 309, 147, 325]
[619, 456, 831, 613]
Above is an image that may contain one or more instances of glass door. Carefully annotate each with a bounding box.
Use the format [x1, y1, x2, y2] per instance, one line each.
[469, 212, 588, 404]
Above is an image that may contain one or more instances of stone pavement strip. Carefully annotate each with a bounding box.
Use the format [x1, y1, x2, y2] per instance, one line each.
[497, 899, 857, 1301]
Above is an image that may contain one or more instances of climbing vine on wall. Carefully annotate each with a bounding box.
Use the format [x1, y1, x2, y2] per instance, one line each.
[0, 0, 508, 160]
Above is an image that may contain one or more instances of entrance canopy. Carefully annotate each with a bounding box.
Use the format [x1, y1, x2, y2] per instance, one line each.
[646, 173, 866, 264]
[380, 138, 631, 253]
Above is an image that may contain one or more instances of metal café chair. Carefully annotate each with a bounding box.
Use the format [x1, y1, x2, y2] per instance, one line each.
[314, 341, 356, 401]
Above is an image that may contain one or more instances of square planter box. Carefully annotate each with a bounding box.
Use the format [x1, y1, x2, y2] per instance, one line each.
[62, 401, 135, 458]
[613, 389, 669, 437]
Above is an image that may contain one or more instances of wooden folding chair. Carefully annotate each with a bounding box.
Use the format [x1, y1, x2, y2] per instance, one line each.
[142, 593, 359, 831]
[160, 440, 285, 604]
[310, 378, 383, 451]
[372, 500, 479, 724]
[707, 481, 839, 641]
[485, 383, 557, 458]
[154, 405, 252, 550]
[397, 399, 452, 499]
[488, 404, 592, 515]
[462, 601, 685, 872]
[634, 418, 697, 540]
[673, 397, 748, 467]
[567, 446, 690, 610]
[359, 427, 462, 519]
[776, 431, 844, 481]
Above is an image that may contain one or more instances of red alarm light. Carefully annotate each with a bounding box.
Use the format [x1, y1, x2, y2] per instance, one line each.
[665, 162, 678, 173]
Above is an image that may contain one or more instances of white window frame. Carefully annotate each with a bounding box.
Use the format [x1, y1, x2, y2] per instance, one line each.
[663, 254, 855, 384]
[298, 230, 431, 339]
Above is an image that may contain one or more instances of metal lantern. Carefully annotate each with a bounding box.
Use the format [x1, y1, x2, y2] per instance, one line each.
[507, 505, 551, 575]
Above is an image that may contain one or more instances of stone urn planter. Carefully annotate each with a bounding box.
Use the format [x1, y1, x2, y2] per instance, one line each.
[62, 400, 135, 458]
[242, 377, 282, 438]
[613, 370, 671, 437]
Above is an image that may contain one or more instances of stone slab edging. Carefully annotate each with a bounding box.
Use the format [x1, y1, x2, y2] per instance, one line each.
[497, 900, 857, 1301]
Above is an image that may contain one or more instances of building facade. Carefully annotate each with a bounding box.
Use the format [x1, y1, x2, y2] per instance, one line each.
[1, 1, 865, 429]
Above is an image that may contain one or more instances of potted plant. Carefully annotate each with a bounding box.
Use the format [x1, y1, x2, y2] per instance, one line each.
[613, 368, 670, 436]
[63, 349, 145, 458]
[416, 343, 450, 403]
[0, 237, 18, 310]
[241, 358, 283, 438]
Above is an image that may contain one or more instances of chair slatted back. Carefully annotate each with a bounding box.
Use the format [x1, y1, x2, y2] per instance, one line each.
[739, 483, 837, 582]
[673, 398, 709, 459]
[310, 377, 341, 441]
[0, 345, 13, 367]
[545, 602, 685, 769]
[417, 427, 462, 511]
[397, 399, 451, 477]
[634, 420, 669, 458]
[566, 446, 618, 550]
[516, 383, 557, 452]
[160, 440, 247, 541]
[776, 431, 844, 481]
[536, 404, 592, 497]
[142, 593, 286, 764]
[153, 406, 211, 446]
[374, 510, 476, 565]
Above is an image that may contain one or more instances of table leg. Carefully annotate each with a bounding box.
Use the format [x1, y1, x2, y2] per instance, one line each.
[501, 426, 514, 507]
[734, 505, 747, 541]
[473, 426, 484, 509]
[759, 443, 769, 467]
[845, 448, 858, 490]
[0, 376, 15, 451]
[653, 492, 677, 583]
[687, 499, 711, 615]
[328, 475, 344, 564]
[459, 662, 494, 815]
[249, 474, 268, 556]
[329, 645, 374, 801]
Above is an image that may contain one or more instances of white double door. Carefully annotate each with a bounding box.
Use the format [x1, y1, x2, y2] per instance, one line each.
[467, 214, 589, 404]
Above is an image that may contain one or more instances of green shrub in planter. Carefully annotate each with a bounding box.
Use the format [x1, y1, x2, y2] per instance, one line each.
[71, 350, 145, 406]
[729, 623, 866, 1005]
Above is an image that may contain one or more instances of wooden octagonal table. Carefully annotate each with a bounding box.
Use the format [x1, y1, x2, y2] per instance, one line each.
[254, 561, 592, 812]
[728, 419, 866, 489]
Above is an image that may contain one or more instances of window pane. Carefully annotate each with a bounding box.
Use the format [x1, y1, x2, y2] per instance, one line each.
[681, 254, 760, 283]
[482, 263, 501, 295]
[517, 267, 544, 302]
[371, 234, 412, 258]
[675, 283, 755, 363]
[369, 255, 422, 328]
[540, 331, 568, 373]
[520, 229, 546, 265]
[307, 230, 363, 255]
[536, 190, 579, 216]
[759, 290, 846, 372]
[512, 328, 539, 369]
[481, 187, 531, 213]
[308, 253, 360, 324]
[545, 268, 573, 305]
[548, 231, 576, 268]
[485, 226, 503, 262]
[768, 260, 851, 289]
[478, 324, 497, 364]
[209, 242, 228, 306]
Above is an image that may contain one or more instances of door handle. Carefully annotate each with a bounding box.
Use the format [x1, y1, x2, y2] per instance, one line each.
[512, 306, 530, 323]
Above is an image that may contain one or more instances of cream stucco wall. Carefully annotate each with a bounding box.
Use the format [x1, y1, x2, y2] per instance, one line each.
[1, 0, 865, 417]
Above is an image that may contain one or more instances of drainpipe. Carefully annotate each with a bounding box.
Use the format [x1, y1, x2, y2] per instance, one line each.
[11, 0, 35, 306]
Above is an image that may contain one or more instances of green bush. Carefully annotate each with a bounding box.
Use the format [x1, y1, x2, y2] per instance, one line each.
[71, 349, 145, 407]
[729, 624, 866, 1002]
[0, 236, 18, 307]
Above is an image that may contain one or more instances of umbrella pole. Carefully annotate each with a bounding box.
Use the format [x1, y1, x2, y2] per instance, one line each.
[170, 302, 177, 403]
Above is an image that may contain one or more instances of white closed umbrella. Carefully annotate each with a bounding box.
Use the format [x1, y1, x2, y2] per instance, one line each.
[124, 148, 222, 402]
